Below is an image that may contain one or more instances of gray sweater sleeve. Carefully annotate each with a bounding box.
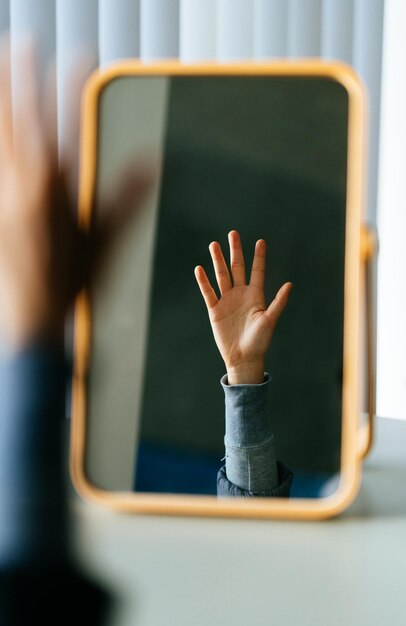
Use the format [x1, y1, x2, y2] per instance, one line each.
[221, 372, 278, 491]
[217, 373, 293, 498]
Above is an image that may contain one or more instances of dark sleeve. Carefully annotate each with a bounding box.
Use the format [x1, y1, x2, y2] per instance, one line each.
[217, 373, 293, 498]
[0, 341, 69, 566]
[0, 341, 109, 625]
[217, 462, 293, 498]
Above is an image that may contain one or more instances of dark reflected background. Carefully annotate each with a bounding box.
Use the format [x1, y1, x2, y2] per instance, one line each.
[135, 76, 348, 496]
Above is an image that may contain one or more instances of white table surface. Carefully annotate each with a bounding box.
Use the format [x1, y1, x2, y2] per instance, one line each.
[70, 416, 406, 626]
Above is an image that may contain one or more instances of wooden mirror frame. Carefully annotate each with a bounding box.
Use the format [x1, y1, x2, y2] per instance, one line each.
[70, 60, 375, 520]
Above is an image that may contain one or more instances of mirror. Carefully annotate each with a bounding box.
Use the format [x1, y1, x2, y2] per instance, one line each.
[71, 62, 371, 519]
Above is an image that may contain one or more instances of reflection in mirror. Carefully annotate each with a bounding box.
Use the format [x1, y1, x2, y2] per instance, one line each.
[85, 74, 348, 500]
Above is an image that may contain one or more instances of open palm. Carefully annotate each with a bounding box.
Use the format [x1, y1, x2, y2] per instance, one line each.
[195, 230, 292, 384]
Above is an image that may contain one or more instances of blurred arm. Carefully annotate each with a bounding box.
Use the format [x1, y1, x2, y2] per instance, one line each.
[0, 38, 150, 623]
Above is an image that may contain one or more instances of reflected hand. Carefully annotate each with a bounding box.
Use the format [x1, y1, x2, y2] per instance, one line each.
[0, 41, 151, 349]
[195, 230, 292, 384]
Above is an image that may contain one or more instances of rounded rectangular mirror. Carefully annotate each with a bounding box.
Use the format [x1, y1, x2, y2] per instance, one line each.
[70, 61, 374, 520]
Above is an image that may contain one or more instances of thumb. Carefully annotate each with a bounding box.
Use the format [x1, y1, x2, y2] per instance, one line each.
[265, 282, 293, 328]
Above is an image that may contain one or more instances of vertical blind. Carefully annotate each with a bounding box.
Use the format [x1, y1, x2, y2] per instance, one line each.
[1, 0, 402, 420]
[0, 0, 385, 221]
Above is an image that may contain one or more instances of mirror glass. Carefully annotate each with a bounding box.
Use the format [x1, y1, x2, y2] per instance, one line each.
[85, 73, 348, 500]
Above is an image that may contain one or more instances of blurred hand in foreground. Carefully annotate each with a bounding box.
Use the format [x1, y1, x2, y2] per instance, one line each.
[0, 41, 151, 350]
[195, 230, 292, 384]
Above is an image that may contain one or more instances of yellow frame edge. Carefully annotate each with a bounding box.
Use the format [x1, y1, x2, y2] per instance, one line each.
[70, 59, 368, 521]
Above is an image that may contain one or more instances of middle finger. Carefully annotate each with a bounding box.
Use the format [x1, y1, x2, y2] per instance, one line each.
[228, 230, 246, 286]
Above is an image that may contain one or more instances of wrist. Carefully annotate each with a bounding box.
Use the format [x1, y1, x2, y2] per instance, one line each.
[226, 360, 265, 385]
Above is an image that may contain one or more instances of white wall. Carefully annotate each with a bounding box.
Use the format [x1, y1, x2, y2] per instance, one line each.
[376, 0, 406, 420]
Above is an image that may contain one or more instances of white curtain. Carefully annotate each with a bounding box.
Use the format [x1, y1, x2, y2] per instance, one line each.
[140, 0, 179, 60]
[180, 0, 216, 61]
[353, 0, 385, 225]
[288, 0, 322, 57]
[0, 0, 385, 219]
[217, 0, 254, 60]
[253, 0, 288, 59]
[3, 0, 403, 419]
[321, 0, 354, 63]
[99, 0, 140, 66]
